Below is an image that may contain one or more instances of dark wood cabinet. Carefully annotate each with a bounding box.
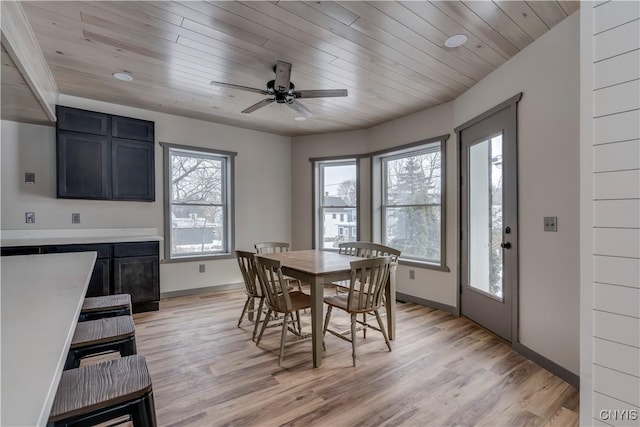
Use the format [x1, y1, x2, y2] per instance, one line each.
[111, 138, 154, 201]
[111, 115, 154, 142]
[2, 241, 159, 312]
[56, 106, 155, 201]
[114, 256, 159, 304]
[57, 132, 110, 199]
[57, 106, 108, 136]
[86, 258, 111, 297]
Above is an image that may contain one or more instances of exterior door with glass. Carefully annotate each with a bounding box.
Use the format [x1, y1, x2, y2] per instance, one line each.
[459, 102, 518, 342]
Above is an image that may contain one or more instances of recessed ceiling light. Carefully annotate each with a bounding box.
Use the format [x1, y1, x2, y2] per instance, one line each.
[294, 116, 306, 122]
[112, 72, 133, 82]
[444, 34, 468, 48]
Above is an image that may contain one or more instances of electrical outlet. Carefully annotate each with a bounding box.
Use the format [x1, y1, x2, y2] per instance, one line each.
[72, 213, 81, 224]
[199, 264, 205, 273]
[544, 216, 557, 232]
[25, 172, 35, 184]
[409, 270, 415, 280]
[25, 212, 35, 224]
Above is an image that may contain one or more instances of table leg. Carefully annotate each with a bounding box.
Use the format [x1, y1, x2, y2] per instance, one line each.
[310, 275, 324, 368]
[386, 264, 397, 340]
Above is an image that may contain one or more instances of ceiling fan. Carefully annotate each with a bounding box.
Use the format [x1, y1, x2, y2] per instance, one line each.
[210, 61, 348, 118]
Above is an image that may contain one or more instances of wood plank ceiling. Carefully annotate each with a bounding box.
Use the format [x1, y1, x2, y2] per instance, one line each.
[8, 1, 579, 136]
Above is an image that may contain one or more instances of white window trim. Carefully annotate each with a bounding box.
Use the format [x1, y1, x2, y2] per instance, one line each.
[160, 142, 236, 262]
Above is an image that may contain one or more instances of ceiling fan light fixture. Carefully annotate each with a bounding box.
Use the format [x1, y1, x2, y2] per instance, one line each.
[444, 34, 468, 48]
[112, 72, 133, 82]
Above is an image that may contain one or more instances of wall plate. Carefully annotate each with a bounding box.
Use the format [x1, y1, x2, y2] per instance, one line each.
[72, 213, 81, 224]
[25, 212, 35, 224]
[544, 216, 557, 232]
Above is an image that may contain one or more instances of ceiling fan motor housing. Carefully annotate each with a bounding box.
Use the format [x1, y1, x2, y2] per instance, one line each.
[267, 80, 295, 102]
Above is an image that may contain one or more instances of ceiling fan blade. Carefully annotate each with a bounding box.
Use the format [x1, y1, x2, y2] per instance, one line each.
[241, 98, 275, 114]
[292, 89, 348, 99]
[274, 61, 292, 93]
[210, 80, 268, 95]
[287, 99, 312, 117]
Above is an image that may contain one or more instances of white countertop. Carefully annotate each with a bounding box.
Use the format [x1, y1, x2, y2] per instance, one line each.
[1, 228, 162, 247]
[1, 252, 97, 426]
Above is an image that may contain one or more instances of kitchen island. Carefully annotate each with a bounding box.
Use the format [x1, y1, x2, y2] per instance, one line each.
[1, 252, 96, 426]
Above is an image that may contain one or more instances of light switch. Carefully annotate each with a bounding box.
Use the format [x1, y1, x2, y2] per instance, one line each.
[25, 172, 35, 184]
[544, 216, 557, 232]
[25, 212, 35, 224]
[72, 213, 81, 224]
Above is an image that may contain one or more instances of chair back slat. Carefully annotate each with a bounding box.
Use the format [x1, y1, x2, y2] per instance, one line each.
[338, 242, 401, 263]
[347, 257, 392, 311]
[255, 242, 290, 254]
[236, 250, 260, 297]
[255, 256, 292, 312]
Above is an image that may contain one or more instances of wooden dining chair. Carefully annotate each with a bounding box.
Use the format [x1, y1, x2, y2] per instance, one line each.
[332, 242, 401, 337]
[254, 241, 304, 293]
[254, 241, 290, 254]
[323, 256, 393, 367]
[235, 250, 265, 341]
[254, 256, 311, 366]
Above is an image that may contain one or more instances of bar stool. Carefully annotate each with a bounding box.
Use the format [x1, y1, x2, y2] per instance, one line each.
[79, 294, 132, 322]
[65, 316, 136, 370]
[49, 355, 157, 427]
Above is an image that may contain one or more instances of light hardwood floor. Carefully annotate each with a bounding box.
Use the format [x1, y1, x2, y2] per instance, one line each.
[133, 287, 578, 427]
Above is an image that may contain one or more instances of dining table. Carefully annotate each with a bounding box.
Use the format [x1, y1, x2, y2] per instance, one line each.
[1, 251, 96, 426]
[256, 249, 397, 368]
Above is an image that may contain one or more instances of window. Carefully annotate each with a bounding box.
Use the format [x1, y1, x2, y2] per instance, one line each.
[374, 138, 447, 269]
[314, 159, 358, 250]
[162, 143, 235, 260]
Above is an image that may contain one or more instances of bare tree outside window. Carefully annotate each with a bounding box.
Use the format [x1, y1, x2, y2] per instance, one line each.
[169, 149, 229, 257]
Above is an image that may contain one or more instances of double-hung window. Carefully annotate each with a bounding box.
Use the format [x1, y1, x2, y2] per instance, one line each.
[314, 159, 358, 250]
[162, 144, 235, 260]
[374, 138, 447, 269]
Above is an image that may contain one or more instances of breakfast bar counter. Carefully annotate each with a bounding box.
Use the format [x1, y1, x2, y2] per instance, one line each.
[1, 252, 96, 426]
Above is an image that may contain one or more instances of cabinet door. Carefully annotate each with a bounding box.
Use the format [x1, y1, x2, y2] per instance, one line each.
[57, 106, 108, 136]
[111, 139, 154, 201]
[57, 131, 110, 199]
[111, 115, 154, 142]
[113, 256, 159, 304]
[86, 258, 111, 297]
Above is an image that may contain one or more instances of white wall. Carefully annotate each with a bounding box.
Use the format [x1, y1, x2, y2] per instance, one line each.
[1, 94, 292, 293]
[290, 14, 580, 374]
[584, 1, 640, 425]
[291, 129, 368, 250]
[456, 12, 581, 375]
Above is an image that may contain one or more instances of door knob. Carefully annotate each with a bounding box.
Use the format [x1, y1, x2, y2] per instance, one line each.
[501, 242, 512, 249]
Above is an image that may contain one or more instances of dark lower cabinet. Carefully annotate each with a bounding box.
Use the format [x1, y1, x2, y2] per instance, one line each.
[1, 241, 159, 313]
[86, 258, 111, 298]
[114, 256, 159, 307]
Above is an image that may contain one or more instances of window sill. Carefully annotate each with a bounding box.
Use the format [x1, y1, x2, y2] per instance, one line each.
[398, 259, 450, 272]
[161, 253, 235, 264]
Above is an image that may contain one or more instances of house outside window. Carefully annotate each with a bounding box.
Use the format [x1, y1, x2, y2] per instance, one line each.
[314, 159, 358, 250]
[162, 143, 235, 260]
[374, 137, 447, 269]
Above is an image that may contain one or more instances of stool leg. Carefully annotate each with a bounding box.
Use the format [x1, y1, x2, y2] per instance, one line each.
[120, 336, 137, 357]
[64, 351, 79, 370]
[131, 392, 158, 427]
